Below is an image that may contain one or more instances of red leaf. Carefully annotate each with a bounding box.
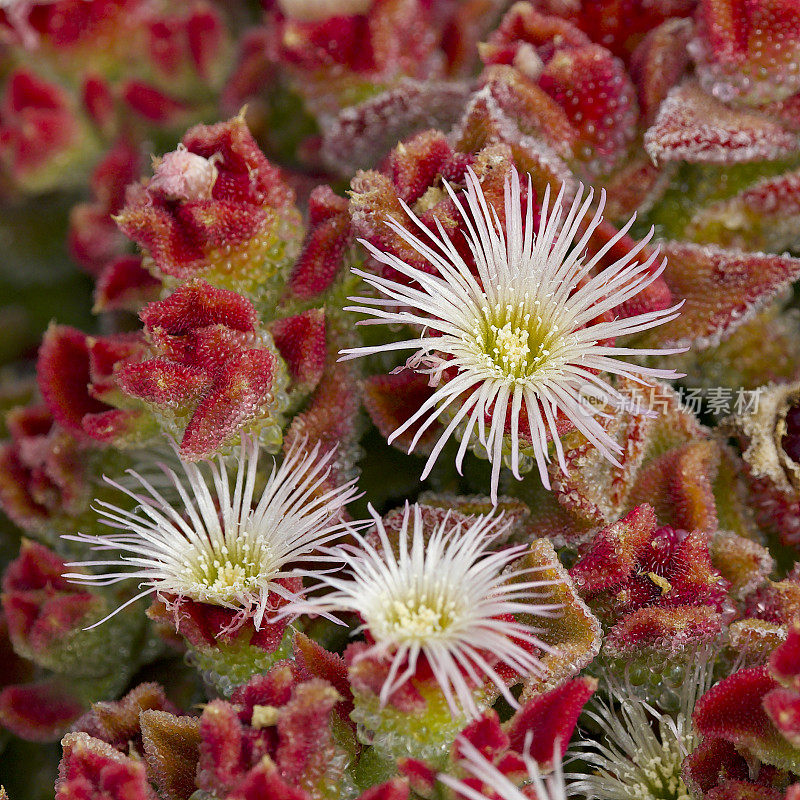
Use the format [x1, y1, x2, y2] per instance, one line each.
[0, 681, 84, 742]
[141, 279, 258, 335]
[179, 348, 277, 460]
[644, 80, 799, 164]
[505, 677, 596, 767]
[37, 325, 110, 439]
[270, 309, 326, 393]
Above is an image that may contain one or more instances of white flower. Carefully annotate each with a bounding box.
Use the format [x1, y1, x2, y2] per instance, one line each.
[62, 437, 359, 630]
[440, 736, 567, 800]
[290, 502, 560, 718]
[341, 167, 685, 502]
[567, 656, 714, 800]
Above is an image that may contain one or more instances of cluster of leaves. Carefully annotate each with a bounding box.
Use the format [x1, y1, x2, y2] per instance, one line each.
[1, 0, 800, 798]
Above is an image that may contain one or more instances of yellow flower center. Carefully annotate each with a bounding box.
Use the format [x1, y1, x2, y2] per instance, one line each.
[470, 297, 564, 382]
[494, 322, 531, 375]
[178, 535, 273, 604]
[379, 593, 459, 643]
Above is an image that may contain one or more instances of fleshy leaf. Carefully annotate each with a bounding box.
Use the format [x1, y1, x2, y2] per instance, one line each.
[504, 677, 597, 768]
[636, 242, 800, 350]
[270, 309, 326, 395]
[644, 80, 799, 164]
[0, 681, 84, 742]
[692, 0, 800, 106]
[140, 710, 201, 800]
[514, 538, 602, 698]
[693, 666, 800, 772]
[57, 732, 158, 800]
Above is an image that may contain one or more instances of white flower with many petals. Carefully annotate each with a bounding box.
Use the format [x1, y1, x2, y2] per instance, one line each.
[290, 502, 559, 718]
[567, 656, 714, 799]
[63, 437, 359, 630]
[440, 737, 567, 800]
[341, 167, 685, 502]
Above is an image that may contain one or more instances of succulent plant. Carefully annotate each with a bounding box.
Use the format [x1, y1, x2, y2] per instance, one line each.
[1, 1, 800, 798]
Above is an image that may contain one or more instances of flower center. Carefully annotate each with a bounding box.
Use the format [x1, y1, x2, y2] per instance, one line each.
[621, 736, 692, 800]
[471, 297, 562, 382]
[179, 534, 273, 603]
[377, 591, 459, 643]
[494, 322, 531, 375]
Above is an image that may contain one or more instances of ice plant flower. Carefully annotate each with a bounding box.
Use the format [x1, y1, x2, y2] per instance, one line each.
[341, 167, 685, 502]
[292, 502, 557, 718]
[62, 437, 360, 630]
[567, 655, 714, 799]
[440, 736, 567, 800]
